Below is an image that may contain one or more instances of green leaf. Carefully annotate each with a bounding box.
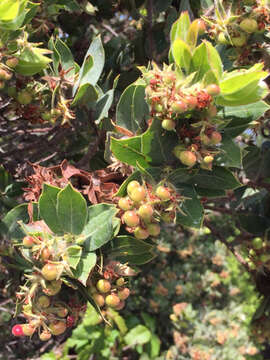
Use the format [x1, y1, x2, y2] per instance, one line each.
[111, 118, 178, 167]
[49, 37, 75, 77]
[167, 167, 198, 187]
[124, 325, 151, 346]
[109, 236, 155, 265]
[72, 252, 96, 286]
[57, 184, 88, 235]
[187, 166, 240, 190]
[171, 39, 192, 72]
[94, 89, 114, 124]
[216, 135, 242, 168]
[196, 187, 226, 198]
[65, 245, 82, 269]
[15, 46, 52, 76]
[39, 184, 62, 235]
[222, 101, 270, 120]
[170, 12, 191, 43]
[146, 334, 161, 358]
[114, 171, 142, 197]
[72, 82, 99, 106]
[116, 81, 149, 133]
[0, 0, 28, 30]
[191, 41, 223, 81]
[176, 185, 204, 228]
[2, 203, 39, 240]
[82, 204, 120, 252]
[238, 214, 270, 236]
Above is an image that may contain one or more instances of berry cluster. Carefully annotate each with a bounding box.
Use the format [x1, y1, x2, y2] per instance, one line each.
[244, 237, 270, 271]
[11, 232, 85, 340]
[142, 65, 222, 169]
[0, 57, 17, 89]
[118, 180, 181, 239]
[89, 277, 130, 312]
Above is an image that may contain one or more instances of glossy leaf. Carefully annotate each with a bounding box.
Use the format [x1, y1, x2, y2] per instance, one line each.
[170, 12, 191, 43]
[65, 245, 82, 270]
[171, 39, 192, 72]
[72, 252, 97, 286]
[39, 184, 62, 235]
[15, 46, 52, 76]
[124, 325, 151, 346]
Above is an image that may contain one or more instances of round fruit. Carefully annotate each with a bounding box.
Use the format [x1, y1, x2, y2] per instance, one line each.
[123, 210, 140, 227]
[0, 69, 7, 80]
[171, 100, 188, 113]
[210, 131, 222, 145]
[38, 295, 50, 308]
[127, 181, 140, 195]
[118, 288, 130, 300]
[39, 330, 52, 341]
[12, 324, 24, 337]
[203, 155, 214, 164]
[178, 151, 197, 167]
[134, 226, 149, 240]
[162, 119, 176, 131]
[96, 279, 111, 293]
[260, 254, 270, 263]
[201, 134, 211, 146]
[115, 300, 125, 310]
[17, 90, 32, 105]
[41, 247, 51, 261]
[173, 145, 183, 158]
[93, 293, 105, 307]
[44, 280, 62, 296]
[184, 95, 197, 109]
[49, 321, 67, 336]
[161, 211, 175, 223]
[147, 223, 161, 237]
[231, 33, 246, 47]
[23, 236, 35, 247]
[252, 237, 263, 250]
[138, 204, 154, 221]
[129, 186, 146, 202]
[57, 307, 69, 317]
[105, 294, 120, 308]
[156, 186, 171, 201]
[118, 197, 133, 211]
[116, 277, 125, 287]
[21, 324, 35, 336]
[206, 84, 220, 96]
[42, 263, 60, 281]
[154, 104, 163, 112]
[240, 18, 258, 33]
[6, 57, 19, 68]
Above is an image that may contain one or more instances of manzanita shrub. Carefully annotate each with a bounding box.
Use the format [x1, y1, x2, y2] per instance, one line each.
[0, 0, 270, 358]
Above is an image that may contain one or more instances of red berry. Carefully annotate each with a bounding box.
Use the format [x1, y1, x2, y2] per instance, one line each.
[105, 294, 120, 308]
[49, 321, 66, 336]
[12, 324, 24, 337]
[206, 84, 220, 96]
[178, 151, 197, 167]
[21, 324, 35, 336]
[38, 295, 50, 308]
[66, 315, 75, 327]
[210, 131, 222, 145]
[118, 288, 130, 300]
[42, 263, 60, 281]
[93, 293, 105, 307]
[39, 330, 52, 341]
[162, 119, 176, 131]
[23, 236, 35, 247]
[96, 279, 111, 293]
[171, 100, 188, 113]
[138, 204, 154, 221]
[127, 181, 140, 195]
[134, 226, 149, 240]
[156, 186, 171, 201]
[184, 95, 198, 110]
[123, 210, 140, 227]
[118, 197, 133, 211]
[240, 18, 258, 33]
[147, 223, 161, 237]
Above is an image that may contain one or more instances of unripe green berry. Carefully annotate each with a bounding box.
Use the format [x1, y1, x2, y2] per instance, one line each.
[123, 210, 140, 227]
[240, 18, 258, 33]
[37, 295, 50, 308]
[154, 104, 163, 113]
[96, 279, 111, 293]
[231, 33, 247, 47]
[162, 119, 176, 131]
[138, 204, 154, 221]
[171, 100, 187, 113]
[118, 197, 133, 211]
[156, 186, 171, 201]
[57, 307, 69, 317]
[134, 226, 149, 240]
[17, 90, 32, 105]
[178, 151, 197, 167]
[105, 294, 120, 308]
[147, 223, 161, 237]
[252, 237, 263, 250]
